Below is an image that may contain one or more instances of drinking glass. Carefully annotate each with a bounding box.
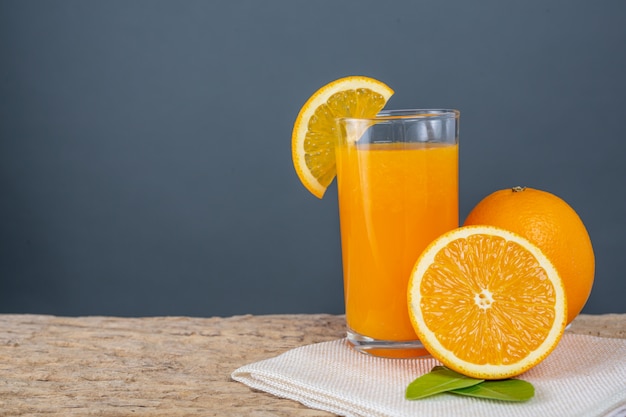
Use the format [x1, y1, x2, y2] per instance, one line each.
[335, 109, 460, 357]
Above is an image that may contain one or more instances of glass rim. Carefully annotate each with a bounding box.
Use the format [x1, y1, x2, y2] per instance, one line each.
[338, 108, 460, 122]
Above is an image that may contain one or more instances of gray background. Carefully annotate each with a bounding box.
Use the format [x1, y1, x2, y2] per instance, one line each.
[1, 1, 625, 317]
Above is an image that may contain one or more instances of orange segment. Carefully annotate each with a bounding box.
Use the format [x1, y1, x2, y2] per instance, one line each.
[408, 225, 567, 380]
[291, 76, 394, 198]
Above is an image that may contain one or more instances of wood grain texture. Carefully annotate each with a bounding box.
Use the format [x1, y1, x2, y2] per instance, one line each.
[0, 313, 623, 416]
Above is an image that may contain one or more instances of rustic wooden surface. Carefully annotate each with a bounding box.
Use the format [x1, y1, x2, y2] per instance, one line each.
[0, 313, 624, 416]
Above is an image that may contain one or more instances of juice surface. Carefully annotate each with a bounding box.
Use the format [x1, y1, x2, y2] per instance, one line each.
[336, 141, 458, 341]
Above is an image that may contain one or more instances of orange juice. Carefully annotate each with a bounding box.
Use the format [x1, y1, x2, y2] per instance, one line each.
[336, 141, 458, 341]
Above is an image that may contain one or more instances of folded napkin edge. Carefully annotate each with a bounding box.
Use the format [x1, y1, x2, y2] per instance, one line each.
[232, 369, 386, 417]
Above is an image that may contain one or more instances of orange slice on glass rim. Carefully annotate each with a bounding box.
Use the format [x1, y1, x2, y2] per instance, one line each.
[291, 76, 394, 198]
[407, 225, 567, 379]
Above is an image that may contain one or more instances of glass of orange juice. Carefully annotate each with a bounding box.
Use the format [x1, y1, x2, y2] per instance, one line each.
[335, 109, 460, 357]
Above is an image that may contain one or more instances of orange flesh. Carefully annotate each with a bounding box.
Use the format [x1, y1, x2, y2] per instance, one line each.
[420, 234, 557, 365]
[303, 89, 388, 190]
[336, 141, 458, 341]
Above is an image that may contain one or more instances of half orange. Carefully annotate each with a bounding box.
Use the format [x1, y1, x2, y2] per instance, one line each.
[407, 225, 567, 379]
[291, 76, 394, 198]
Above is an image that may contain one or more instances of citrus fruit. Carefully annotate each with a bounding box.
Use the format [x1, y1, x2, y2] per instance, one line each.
[407, 225, 567, 380]
[463, 186, 594, 324]
[291, 76, 394, 198]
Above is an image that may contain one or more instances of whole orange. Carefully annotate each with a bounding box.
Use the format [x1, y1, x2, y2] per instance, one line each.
[463, 186, 595, 324]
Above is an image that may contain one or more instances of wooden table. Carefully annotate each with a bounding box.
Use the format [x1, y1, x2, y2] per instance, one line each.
[0, 313, 624, 416]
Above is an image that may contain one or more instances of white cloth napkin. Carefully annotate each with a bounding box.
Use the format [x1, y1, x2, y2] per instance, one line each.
[232, 333, 626, 417]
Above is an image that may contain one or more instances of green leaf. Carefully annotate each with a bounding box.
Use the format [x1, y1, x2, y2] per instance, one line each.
[450, 379, 535, 402]
[405, 366, 484, 400]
